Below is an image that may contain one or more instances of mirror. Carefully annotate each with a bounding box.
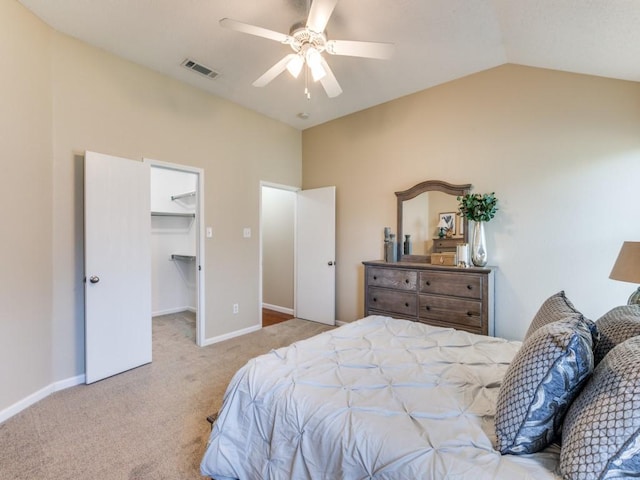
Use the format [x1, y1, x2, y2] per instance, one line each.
[396, 180, 472, 262]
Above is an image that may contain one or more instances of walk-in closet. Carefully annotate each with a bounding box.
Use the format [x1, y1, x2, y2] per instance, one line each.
[150, 166, 198, 341]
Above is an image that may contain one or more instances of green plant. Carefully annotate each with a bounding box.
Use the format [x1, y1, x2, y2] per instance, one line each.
[457, 192, 498, 222]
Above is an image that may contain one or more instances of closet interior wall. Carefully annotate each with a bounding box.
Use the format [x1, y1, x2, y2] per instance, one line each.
[150, 166, 197, 316]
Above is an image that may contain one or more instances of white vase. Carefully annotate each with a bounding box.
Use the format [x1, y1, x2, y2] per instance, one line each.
[471, 221, 487, 267]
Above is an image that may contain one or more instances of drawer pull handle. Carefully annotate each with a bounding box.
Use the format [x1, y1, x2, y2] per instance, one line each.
[467, 311, 473, 316]
[425, 306, 431, 311]
[425, 281, 431, 286]
[405, 279, 409, 284]
[373, 297, 377, 302]
[405, 302, 409, 307]
[373, 276, 377, 280]
[467, 285, 472, 290]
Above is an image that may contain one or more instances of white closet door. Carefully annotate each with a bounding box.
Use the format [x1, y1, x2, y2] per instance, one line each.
[84, 151, 151, 384]
[296, 186, 336, 325]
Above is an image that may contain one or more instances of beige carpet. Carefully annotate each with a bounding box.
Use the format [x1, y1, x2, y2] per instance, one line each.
[0, 312, 333, 479]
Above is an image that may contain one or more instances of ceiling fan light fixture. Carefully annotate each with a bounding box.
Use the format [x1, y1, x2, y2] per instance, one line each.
[286, 54, 304, 78]
[305, 47, 322, 68]
[305, 47, 326, 81]
[310, 62, 326, 82]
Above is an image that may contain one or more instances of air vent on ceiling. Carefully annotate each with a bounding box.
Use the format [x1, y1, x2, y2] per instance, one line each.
[181, 58, 219, 79]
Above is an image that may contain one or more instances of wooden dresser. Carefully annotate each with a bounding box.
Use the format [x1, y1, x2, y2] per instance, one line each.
[363, 260, 494, 336]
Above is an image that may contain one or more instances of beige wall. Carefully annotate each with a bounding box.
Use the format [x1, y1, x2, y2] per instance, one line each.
[303, 64, 640, 340]
[50, 33, 302, 379]
[1, 0, 301, 415]
[0, 1, 53, 411]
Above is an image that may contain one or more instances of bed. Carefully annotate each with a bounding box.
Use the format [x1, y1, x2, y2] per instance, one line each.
[201, 295, 640, 480]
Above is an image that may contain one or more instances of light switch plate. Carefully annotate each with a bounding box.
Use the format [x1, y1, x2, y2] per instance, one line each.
[243, 227, 251, 238]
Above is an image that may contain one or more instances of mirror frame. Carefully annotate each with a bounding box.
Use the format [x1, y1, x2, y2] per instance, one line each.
[395, 180, 472, 263]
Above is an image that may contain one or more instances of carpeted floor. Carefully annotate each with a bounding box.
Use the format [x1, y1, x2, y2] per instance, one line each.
[0, 312, 333, 479]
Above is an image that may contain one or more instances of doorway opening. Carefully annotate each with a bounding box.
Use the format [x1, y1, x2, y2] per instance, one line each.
[260, 182, 297, 327]
[146, 159, 206, 345]
[259, 182, 336, 328]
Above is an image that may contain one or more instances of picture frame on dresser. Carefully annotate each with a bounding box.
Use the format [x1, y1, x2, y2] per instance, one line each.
[439, 212, 456, 235]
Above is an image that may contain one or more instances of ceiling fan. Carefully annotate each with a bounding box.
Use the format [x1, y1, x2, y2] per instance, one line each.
[219, 0, 394, 99]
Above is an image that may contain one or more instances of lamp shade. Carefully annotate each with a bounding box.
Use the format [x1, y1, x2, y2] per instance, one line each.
[610, 242, 640, 284]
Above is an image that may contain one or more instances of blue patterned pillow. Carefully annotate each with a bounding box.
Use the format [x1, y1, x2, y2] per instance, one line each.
[561, 336, 640, 479]
[524, 291, 581, 340]
[495, 316, 596, 454]
[593, 305, 640, 365]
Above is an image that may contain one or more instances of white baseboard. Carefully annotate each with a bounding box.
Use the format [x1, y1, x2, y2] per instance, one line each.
[0, 374, 85, 425]
[202, 323, 262, 347]
[54, 374, 85, 391]
[152, 306, 196, 317]
[262, 303, 294, 315]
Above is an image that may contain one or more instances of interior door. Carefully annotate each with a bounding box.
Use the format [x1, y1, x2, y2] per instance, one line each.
[84, 151, 152, 384]
[296, 186, 336, 325]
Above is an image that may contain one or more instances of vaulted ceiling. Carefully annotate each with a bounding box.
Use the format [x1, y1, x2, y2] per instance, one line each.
[18, 0, 640, 129]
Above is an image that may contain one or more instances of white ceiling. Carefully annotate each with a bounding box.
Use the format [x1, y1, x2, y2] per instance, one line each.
[18, 0, 640, 130]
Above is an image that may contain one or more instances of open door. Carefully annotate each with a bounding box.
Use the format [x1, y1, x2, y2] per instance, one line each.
[84, 151, 152, 384]
[295, 186, 336, 325]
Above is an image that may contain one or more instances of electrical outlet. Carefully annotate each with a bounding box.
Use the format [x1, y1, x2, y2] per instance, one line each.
[243, 227, 251, 238]
[206, 227, 213, 238]
[233, 303, 239, 314]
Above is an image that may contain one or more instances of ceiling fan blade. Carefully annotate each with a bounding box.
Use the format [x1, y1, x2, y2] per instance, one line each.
[318, 57, 342, 98]
[326, 39, 394, 59]
[219, 18, 290, 43]
[306, 0, 338, 33]
[253, 54, 297, 87]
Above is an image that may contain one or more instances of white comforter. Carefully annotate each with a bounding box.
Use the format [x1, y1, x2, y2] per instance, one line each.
[201, 316, 562, 479]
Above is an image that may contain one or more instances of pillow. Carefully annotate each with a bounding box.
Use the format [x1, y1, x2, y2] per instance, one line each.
[593, 305, 640, 365]
[560, 336, 640, 479]
[523, 291, 582, 340]
[495, 316, 596, 454]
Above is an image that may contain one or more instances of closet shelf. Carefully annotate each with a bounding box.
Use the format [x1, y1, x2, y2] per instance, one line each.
[171, 254, 196, 261]
[151, 211, 195, 218]
[171, 191, 196, 201]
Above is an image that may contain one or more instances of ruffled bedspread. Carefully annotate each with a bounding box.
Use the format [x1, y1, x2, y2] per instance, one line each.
[201, 316, 562, 479]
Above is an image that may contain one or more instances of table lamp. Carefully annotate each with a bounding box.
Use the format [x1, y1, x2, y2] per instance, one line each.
[609, 241, 640, 305]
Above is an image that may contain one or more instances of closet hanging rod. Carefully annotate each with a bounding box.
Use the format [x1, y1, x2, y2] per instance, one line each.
[151, 211, 195, 218]
[171, 191, 196, 201]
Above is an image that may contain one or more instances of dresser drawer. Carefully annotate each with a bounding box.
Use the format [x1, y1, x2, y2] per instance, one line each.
[418, 271, 482, 300]
[418, 294, 483, 329]
[367, 267, 417, 291]
[433, 238, 460, 253]
[368, 287, 417, 317]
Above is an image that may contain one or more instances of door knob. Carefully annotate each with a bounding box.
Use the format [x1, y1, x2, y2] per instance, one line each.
[89, 276, 100, 284]
[328, 261, 335, 266]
